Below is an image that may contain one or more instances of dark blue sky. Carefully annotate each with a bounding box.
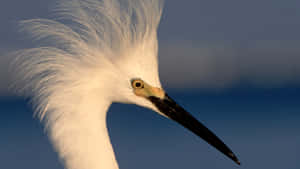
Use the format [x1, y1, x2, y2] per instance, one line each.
[1, 0, 300, 46]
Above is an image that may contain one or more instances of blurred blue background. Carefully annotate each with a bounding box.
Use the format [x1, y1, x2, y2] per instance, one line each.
[1, 87, 299, 169]
[0, 0, 300, 169]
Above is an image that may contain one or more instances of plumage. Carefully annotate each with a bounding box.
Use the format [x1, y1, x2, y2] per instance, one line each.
[13, 1, 163, 169]
[12, 0, 240, 169]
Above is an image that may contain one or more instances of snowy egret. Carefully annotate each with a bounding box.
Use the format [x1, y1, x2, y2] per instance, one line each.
[12, 0, 240, 169]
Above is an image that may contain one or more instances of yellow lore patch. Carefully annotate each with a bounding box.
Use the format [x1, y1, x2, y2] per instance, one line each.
[131, 79, 165, 99]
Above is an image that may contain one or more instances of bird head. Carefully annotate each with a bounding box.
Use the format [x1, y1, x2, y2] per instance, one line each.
[112, 76, 240, 165]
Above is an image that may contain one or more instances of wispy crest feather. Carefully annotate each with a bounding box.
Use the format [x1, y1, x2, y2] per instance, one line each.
[12, 0, 163, 126]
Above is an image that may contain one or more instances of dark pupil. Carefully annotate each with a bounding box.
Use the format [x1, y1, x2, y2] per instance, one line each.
[135, 82, 141, 88]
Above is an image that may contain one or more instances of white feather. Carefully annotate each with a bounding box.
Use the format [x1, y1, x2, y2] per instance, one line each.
[12, 0, 163, 169]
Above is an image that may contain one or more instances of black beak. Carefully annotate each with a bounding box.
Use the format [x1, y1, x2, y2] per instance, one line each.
[148, 94, 240, 165]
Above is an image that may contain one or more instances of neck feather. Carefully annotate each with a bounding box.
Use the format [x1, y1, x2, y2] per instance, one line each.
[47, 95, 118, 169]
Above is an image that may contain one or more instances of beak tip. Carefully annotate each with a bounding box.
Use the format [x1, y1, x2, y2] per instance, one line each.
[228, 152, 240, 165]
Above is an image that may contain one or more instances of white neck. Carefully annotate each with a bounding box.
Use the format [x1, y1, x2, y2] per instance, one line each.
[48, 95, 119, 169]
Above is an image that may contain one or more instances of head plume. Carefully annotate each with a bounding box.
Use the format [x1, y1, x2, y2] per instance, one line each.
[12, 0, 164, 126]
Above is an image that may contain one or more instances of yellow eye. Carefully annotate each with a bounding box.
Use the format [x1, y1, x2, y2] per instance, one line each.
[132, 79, 144, 89]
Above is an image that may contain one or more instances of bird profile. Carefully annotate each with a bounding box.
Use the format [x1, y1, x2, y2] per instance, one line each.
[12, 0, 240, 169]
